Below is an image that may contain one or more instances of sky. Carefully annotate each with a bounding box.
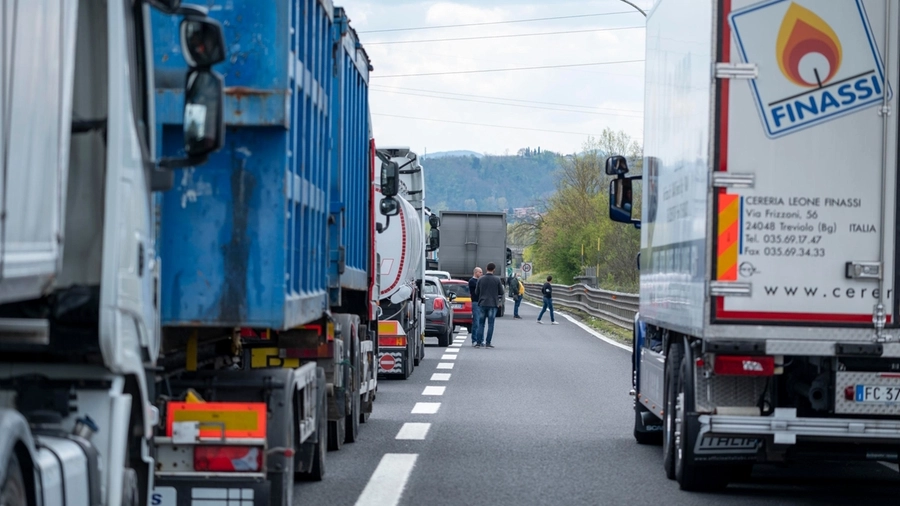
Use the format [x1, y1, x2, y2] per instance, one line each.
[338, 0, 653, 156]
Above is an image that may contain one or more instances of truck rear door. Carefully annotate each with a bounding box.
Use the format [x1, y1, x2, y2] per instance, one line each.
[715, 0, 898, 325]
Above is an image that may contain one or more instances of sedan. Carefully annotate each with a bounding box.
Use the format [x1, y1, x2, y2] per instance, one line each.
[424, 276, 455, 347]
[440, 279, 472, 333]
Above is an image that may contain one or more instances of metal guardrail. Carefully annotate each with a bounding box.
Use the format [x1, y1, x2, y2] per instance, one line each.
[523, 283, 638, 329]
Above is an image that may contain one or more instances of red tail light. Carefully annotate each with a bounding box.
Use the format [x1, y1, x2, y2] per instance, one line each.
[463, 302, 471, 311]
[194, 446, 263, 472]
[713, 355, 774, 376]
[433, 298, 445, 310]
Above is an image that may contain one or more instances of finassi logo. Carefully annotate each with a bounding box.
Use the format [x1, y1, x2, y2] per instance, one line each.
[729, 0, 890, 138]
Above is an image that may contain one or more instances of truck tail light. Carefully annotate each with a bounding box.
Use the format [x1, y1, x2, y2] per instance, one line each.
[379, 336, 407, 347]
[713, 355, 775, 376]
[433, 298, 445, 310]
[194, 446, 263, 472]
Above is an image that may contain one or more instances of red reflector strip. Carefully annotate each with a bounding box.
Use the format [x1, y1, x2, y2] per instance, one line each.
[713, 355, 774, 376]
[194, 446, 263, 472]
[283, 342, 334, 359]
[379, 336, 407, 347]
[879, 373, 900, 378]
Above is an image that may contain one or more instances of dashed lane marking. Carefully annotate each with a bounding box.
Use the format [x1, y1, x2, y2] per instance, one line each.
[440, 354, 457, 360]
[430, 373, 451, 381]
[444, 348, 460, 353]
[422, 386, 446, 396]
[354, 453, 418, 506]
[395, 423, 431, 440]
[436, 363, 454, 369]
[411, 402, 441, 414]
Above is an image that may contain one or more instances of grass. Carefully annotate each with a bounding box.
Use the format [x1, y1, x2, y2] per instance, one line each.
[523, 295, 632, 347]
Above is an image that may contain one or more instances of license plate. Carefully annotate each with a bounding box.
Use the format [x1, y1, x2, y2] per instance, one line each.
[855, 385, 900, 403]
[452, 303, 463, 309]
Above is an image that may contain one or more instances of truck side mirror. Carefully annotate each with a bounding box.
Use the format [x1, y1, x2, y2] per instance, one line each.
[183, 70, 225, 157]
[181, 16, 226, 68]
[605, 155, 629, 176]
[381, 160, 400, 198]
[429, 228, 440, 250]
[506, 248, 512, 266]
[380, 197, 399, 217]
[609, 176, 640, 229]
[429, 214, 440, 229]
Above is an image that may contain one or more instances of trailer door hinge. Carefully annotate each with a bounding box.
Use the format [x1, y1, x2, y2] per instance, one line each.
[845, 261, 882, 280]
[709, 281, 752, 297]
[712, 172, 755, 189]
[715, 62, 758, 79]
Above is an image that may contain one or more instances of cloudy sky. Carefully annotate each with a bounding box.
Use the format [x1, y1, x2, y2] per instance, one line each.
[338, 0, 652, 156]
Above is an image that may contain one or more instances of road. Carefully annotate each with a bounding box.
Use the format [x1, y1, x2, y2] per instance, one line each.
[295, 299, 900, 505]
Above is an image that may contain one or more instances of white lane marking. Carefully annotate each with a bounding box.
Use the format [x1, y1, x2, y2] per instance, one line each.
[879, 461, 899, 472]
[411, 402, 441, 414]
[453, 339, 465, 343]
[422, 386, 446, 396]
[524, 300, 631, 351]
[440, 354, 458, 360]
[431, 373, 451, 381]
[395, 423, 431, 440]
[354, 453, 418, 506]
[444, 348, 460, 353]
[436, 362, 454, 369]
[449, 344, 462, 348]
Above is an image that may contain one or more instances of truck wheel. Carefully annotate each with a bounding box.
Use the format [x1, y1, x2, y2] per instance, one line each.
[674, 347, 729, 491]
[0, 454, 26, 506]
[344, 330, 360, 444]
[297, 368, 327, 481]
[662, 342, 683, 480]
[633, 401, 663, 445]
[328, 417, 345, 452]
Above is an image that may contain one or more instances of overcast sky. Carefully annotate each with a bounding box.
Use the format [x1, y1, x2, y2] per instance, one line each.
[338, 0, 652, 156]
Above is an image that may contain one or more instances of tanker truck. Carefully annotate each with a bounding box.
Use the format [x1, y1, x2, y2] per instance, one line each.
[376, 148, 429, 378]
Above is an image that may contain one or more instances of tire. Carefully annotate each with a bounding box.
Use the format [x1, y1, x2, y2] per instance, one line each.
[662, 342, 683, 480]
[344, 330, 360, 444]
[674, 344, 729, 492]
[297, 368, 327, 481]
[633, 402, 663, 445]
[437, 327, 451, 347]
[327, 418, 345, 452]
[0, 454, 27, 506]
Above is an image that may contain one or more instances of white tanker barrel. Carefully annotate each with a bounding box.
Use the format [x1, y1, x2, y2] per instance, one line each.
[376, 195, 423, 303]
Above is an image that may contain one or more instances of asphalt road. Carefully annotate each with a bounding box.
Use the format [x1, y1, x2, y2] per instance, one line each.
[295, 299, 900, 505]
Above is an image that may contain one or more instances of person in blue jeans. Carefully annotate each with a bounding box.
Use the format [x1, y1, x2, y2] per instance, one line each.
[473, 263, 505, 348]
[537, 275, 558, 324]
[468, 267, 483, 346]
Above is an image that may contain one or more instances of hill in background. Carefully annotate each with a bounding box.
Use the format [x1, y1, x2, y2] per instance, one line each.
[421, 148, 562, 217]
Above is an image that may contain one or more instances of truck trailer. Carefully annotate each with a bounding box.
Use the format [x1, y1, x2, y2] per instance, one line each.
[608, 0, 900, 491]
[0, 1, 224, 504]
[151, 1, 379, 504]
[438, 211, 510, 316]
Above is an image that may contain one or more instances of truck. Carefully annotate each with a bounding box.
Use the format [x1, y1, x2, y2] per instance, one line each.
[150, 1, 379, 503]
[438, 211, 510, 316]
[607, 0, 900, 491]
[0, 0, 223, 504]
[375, 148, 431, 378]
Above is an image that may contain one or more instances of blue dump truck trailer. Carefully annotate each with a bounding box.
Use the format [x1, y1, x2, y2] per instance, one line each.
[150, 2, 377, 504]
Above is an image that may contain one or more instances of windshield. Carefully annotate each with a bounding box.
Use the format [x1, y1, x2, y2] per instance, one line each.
[441, 283, 470, 298]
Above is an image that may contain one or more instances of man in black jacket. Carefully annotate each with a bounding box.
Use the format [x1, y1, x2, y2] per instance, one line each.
[467, 267, 482, 346]
[537, 275, 557, 324]
[473, 262, 505, 348]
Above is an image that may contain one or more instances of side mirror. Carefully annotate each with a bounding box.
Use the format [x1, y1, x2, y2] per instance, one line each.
[180, 16, 226, 68]
[147, 0, 181, 13]
[609, 176, 641, 228]
[605, 155, 629, 176]
[429, 228, 440, 250]
[448, 293, 457, 302]
[380, 197, 400, 217]
[184, 70, 225, 157]
[429, 214, 440, 229]
[506, 248, 512, 266]
[381, 160, 400, 198]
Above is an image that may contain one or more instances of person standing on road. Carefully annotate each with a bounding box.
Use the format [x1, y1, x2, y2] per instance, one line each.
[537, 275, 557, 324]
[473, 262, 505, 348]
[468, 267, 483, 346]
[510, 273, 524, 319]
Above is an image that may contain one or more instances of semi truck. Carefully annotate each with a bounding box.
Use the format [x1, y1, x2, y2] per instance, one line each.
[375, 148, 431, 378]
[438, 211, 510, 316]
[608, 0, 900, 491]
[0, 1, 223, 504]
[151, 1, 378, 504]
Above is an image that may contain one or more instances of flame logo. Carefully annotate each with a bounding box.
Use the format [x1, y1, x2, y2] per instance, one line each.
[776, 3, 842, 88]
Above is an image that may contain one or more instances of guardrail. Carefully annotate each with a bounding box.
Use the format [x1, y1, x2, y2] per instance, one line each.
[523, 283, 638, 329]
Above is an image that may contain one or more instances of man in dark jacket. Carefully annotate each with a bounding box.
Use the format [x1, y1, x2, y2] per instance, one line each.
[473, 262, 505, 348]
[537, 275, 557, 324]
[468, 267, 482, 346]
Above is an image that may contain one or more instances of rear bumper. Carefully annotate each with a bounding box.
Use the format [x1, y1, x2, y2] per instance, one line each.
[700, 408, 900, 445]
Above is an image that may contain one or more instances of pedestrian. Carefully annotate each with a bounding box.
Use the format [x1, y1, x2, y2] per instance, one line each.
[473, 262, 505, 348]
[537, 275, 558, 324]
[512, 273, 524, 319]
[468, 267, 483, 346]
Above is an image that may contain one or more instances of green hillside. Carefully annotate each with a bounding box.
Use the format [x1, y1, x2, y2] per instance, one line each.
[421, 149, 562, 217]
